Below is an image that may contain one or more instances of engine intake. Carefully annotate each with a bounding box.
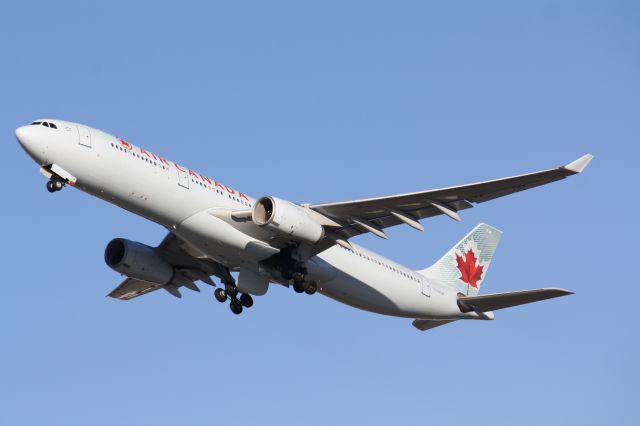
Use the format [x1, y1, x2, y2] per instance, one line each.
[252, 196, 324, 244]
[104, 238, 174, 284]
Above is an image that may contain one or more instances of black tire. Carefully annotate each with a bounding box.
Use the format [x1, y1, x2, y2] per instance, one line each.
[230, 300, 243, 315]
[53, 179, 64, 190]
[46, 181, 56, 193]
[239, 293, 253, 308]
[293, 281, 305, 293]
[214, 288, 227, 303]
[305, 282, 317, 295]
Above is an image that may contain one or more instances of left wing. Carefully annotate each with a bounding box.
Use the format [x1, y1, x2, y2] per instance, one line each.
[107, 233, 233, 301]
[309, 154, 593, 242]
[108, 277, 164, 300]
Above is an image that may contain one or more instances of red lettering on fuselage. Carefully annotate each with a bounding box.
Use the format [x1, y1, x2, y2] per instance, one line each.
[140, 148, 157, 160]
[118, 139, 133, 150]
[115, 138, 249, 199]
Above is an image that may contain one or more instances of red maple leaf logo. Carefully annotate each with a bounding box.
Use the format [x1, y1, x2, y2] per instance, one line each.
[455, 249, 484, 288]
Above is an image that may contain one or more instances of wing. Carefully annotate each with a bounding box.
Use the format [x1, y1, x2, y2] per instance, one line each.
[107, 233, 233, 301]
[108, 277, 164, 300]
[310, 154, 593, 241]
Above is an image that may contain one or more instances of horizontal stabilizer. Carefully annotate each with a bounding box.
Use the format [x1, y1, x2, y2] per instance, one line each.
[457, 288, 573, 313]
[412, 319, 456, 331]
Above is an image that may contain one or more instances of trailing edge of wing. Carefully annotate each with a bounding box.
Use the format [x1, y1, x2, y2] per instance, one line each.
[457, 288, 574, 313]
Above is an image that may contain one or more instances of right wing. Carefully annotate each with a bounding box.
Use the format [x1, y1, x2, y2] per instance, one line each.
[107, 233, 233, 301]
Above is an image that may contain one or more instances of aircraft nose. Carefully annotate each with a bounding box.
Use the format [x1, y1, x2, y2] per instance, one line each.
[15, 125, 30, 146]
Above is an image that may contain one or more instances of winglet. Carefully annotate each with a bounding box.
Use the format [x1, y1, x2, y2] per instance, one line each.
[563, 154, 594, 174]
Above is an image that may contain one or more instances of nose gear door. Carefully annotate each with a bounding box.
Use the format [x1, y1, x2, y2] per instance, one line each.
[77, 125, 92, 148]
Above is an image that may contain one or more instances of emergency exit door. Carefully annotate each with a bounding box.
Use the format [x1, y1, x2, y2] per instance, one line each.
[78, 126, 91, 148]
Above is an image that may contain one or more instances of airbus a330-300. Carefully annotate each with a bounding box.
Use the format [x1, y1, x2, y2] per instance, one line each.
[15, 119, 593, 331]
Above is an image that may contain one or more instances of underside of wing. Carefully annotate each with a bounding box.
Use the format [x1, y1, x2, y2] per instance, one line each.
[108, 277, 163, 300]
[309, 154, 593, 241]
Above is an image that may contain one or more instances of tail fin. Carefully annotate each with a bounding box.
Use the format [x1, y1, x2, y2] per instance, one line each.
[419, 223, 502, 296]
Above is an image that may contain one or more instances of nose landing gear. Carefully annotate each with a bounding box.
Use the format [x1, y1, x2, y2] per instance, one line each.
[46, 178, 64, 193]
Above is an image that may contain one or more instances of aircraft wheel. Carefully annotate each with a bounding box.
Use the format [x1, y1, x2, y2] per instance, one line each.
[293, 280, 305, 293]
[214, 288, 227, 303]
[240, 293, 253, 308]
[305, 282, 317, 295]
[46, 181, 56, 193]
[52, 179, 64, 191]
[230, 300, 243, 315]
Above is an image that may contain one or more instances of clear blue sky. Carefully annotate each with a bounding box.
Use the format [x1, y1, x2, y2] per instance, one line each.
[1, 1, 638, 425]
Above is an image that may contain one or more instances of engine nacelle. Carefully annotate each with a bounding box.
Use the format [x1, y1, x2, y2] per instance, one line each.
[252, 196, 324, 244]
[104, 238, 174, 284]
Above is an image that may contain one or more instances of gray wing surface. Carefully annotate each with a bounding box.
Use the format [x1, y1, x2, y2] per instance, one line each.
[310, 154, 593, 241]
[108, 277, 164, 300]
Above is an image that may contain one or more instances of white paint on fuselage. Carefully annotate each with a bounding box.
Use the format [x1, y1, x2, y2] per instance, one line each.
[16, 119, 466, 320]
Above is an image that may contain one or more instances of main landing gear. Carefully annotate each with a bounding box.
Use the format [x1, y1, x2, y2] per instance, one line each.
[213, 281, 254, 315]
[291, 273, 318, 296]
[46, 177, 65, 193]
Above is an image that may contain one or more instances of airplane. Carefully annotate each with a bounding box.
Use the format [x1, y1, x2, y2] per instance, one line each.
[15, 119, 593, 331]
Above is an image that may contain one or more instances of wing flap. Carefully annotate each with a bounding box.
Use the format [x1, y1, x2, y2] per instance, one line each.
[457, 288, 574, 313]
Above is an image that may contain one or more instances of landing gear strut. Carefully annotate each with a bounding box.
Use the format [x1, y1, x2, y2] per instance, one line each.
[46, 178, 64, 193]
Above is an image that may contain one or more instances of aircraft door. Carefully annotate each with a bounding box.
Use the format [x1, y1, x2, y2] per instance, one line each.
[421, 277, 431, 297]
[177, 168, 189, 188]
[78, 125, 92, 148]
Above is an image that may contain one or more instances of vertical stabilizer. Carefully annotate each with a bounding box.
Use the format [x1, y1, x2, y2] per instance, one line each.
[419, 224, 502, 296]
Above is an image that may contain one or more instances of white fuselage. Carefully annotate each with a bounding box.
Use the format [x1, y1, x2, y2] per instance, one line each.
[16, 120, 474, 320]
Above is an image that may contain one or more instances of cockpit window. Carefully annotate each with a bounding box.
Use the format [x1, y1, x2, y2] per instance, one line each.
[30, 121, 58, 129]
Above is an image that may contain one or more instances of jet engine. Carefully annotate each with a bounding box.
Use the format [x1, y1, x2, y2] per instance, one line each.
[252, 196, 324, 244]
[104, 238, 174, 284]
